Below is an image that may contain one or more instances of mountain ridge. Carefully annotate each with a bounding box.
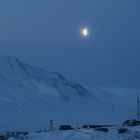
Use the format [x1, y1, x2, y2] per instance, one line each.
[0, 55, 92, 112]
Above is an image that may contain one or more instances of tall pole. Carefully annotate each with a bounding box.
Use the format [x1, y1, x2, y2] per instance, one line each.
[137, 93, 140, 121]
[49, 120, 54, 131]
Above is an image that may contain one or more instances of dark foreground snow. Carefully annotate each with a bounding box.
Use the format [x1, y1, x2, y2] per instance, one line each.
[8, 126, 140, 140]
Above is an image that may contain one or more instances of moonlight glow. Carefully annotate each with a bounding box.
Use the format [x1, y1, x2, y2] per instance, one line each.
[81, 27, 89, 38]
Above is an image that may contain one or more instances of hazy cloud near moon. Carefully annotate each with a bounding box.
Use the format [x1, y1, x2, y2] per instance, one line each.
[0, 0, 94, 46]
[0, 0, 140, 88]
[0, 0, 139, 47]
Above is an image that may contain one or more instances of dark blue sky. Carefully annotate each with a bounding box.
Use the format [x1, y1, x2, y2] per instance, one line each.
[0, 0, 140, 87]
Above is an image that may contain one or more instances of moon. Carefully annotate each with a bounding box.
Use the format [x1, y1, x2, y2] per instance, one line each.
[81, 27, 89, 38]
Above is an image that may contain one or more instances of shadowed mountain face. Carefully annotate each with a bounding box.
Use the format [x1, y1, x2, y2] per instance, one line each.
[0, 55, 92, 112]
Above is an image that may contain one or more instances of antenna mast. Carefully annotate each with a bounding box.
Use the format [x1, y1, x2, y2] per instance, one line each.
[137, 93, 140, 121]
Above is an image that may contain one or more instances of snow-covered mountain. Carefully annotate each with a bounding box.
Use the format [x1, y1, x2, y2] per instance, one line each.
[0, 55, 91, 111]
[0, 55, 135, 131]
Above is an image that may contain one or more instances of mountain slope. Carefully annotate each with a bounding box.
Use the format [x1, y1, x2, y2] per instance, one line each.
[0, 55, 92, 110]
[0, 55, 135, 131]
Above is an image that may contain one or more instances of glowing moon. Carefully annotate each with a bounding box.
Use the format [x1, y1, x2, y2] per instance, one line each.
[83, 28, 88, 36]
[81, 27, 89, 38]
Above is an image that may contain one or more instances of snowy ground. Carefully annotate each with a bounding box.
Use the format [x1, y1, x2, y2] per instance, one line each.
[9, 126, 140, 140]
